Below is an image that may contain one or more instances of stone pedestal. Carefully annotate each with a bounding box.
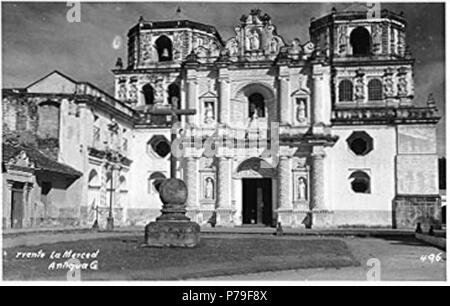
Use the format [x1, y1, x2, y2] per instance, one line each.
[143, 179, 200, 248]
[216, 208, 234, 226]
[278, 208, 294, 227]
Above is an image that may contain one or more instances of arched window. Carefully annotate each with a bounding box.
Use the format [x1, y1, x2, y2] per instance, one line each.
[148, 172, 166, 194]
[338, 80, 353, 102]
[248, 93, 265, 118]
[350, 27, 371, 56]
[368, 79, 383, 101]
[349, 171, 371, 194]
[142, 84, 154, 105]
[155, 35, 173, 62]
[168, 83, 180, 108]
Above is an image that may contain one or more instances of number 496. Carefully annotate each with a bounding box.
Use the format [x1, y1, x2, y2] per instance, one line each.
[420, 253, 444, 263]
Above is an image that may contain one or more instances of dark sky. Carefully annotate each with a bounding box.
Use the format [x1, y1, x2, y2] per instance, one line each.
[1, 2, 445, 156]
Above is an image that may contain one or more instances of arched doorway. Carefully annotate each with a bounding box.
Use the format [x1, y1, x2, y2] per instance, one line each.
[155, 35, 173, 62]
[350, 27, 371, 56]
[236, 158, 276, 226]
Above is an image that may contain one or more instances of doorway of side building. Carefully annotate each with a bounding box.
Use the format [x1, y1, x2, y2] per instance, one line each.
[242, 178, 273, 226]
[11, 182, 25, 229]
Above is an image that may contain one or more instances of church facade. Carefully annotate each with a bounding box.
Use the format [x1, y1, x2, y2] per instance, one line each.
[2, 8, 442, 229]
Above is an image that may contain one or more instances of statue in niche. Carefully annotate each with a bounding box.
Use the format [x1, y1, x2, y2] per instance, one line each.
[298, 177, 307, 200]
[296, 98, 307, 122]
[250, 30, 260, 50]
[205, 177, 215, 199]
[204, 102, 215, 124]
[229, 39, 239, 56]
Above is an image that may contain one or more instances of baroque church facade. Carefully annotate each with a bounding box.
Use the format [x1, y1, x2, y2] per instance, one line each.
[2, 8, 442, 229]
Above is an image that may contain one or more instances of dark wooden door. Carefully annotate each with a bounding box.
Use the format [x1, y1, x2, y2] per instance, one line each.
[243, 179, 272, 226]
[11, 182, 25, 229]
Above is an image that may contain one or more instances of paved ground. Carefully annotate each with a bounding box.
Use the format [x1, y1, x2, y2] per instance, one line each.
[2, 228, 446, 281]
[198, 236, 447, 281]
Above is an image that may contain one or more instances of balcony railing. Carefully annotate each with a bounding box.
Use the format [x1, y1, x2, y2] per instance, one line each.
[331, 106, 440, 124]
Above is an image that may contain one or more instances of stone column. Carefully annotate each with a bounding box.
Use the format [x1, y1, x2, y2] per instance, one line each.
[218, 68, 230, 125]
[217, 157, 232, 209]
[310, 149, 326, 210]
[184, 157, 199, 209]
[23, 183, 33, 228]
[312, 65, 331, 128]
[312, 73, 323, 126]
[277, 156, 292, 209]
[216, 156, 233, 226]
[219, 78, 230, 124]
[186, 76, 197, 125]
[3, 181, 13, 229]
[278, 76, 290, 125]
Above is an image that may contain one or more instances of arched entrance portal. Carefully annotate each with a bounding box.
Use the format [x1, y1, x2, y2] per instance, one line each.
[236, 158, 276, 226]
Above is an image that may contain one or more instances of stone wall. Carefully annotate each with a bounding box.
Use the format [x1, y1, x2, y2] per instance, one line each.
[2, 94, 61, 159]
[393, 195, 441, 230]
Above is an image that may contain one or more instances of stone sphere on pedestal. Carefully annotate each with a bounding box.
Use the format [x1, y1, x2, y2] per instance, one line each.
[143, 178, 200, 248]
[159, 179, 188, 205]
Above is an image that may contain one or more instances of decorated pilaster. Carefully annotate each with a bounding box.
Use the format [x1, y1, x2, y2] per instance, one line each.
[3, 181, 14, 229]
[310, 147, 325, 211]
[311, 64, 331, 132]
[278, 67, 290, 125]
[24, 183, 33, 228]
[218, 68, 230, 125]
[216, 156, 234, 226]
[184, 156, 200, 221]
[276, 146, 295, 226]
[186, 69, 198, 125]
[309, 145, 333, 227]
[277, 156, 292, 209]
